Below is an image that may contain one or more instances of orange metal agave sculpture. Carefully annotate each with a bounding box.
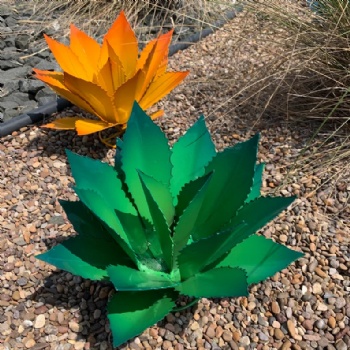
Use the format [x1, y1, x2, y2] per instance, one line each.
[33, 11, 189, 146]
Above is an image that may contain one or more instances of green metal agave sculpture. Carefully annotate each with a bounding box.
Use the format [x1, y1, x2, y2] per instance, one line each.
[37, 102, 303, 347]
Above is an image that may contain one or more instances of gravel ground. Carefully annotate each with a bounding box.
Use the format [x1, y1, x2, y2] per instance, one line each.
[1, 2, 350, 350]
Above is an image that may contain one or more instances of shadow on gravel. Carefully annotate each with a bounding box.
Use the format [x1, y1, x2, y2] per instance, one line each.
[24, 128, 110, 160]
[30, 269, 114, 348]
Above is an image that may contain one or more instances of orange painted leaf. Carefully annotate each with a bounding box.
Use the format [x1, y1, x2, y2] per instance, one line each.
[138, 30, 174, 99]
[96, 41, 127, 93]
[63, 72, 117, 124]
[136, 38, 157, 71]
[134, 44, 157, 101]
[42, 117, 82, 130]
[107, 42, 127, 90]
[44, 34, 89, 80]
[33, 68, 64, 84]
[95, 59, 114, 95]
[75, 119, 113, 135]
[69, 24, 101, 79]
[113, 70, 142, 125]
[149, 109, 164, 120]
[105, 11, 138, 79]
[97, 39, 109, 73]
[139, 71, 189, 110]
[33, 69, 98, 116]
[154, 32, 172, 79]
[155, 55, 169, 79]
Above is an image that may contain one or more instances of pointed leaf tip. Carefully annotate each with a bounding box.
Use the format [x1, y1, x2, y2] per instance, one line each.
[189, 133, 261, 240]
[108, 289, 177, 347]
[217, 235, 304, 285]
[171, 115, 216, 201]
[122, 102, 172, 223]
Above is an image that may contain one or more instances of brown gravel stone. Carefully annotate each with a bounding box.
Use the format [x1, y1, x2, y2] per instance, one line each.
[271, 301, 281, 314]
[302, 319, 314, 331]
[222, 330, 232, 342]
[162, 340, 172, 349]
[68, 321, 81, 333]
[34, 315, 46, 329]
[232, 331, 241, 342]
[328, 316, 336, 329]
[205, 324, 216, 338]
[281, 340, 292, 350]
[274, 328, 285, 340]
[191, 321, 200, 331]
[12, 290, 21, 301]
[279, 234, 288, 243]
[314, 267, 328, 278]
[24, 339, 36, 348]
[287, 320, 300, 340]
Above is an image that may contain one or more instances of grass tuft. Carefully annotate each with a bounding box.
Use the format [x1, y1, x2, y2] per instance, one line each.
[17, 0, 236, 49]
[234, 0, 350, 202]
[244, 0, 350, 125]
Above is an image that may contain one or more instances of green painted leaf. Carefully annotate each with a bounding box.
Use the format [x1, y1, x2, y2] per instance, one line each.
[245, 163, 264, 203]
[217, 235, 304, 284]
[37, 200, 135, 279]
[176, 267, 248, 298]
[177, 222, 246, 280]
[37, 236, 111, 281]
[206, 195, 296, 271]
[107, 265, 179, 291]
[178, 196, 295, 280]
[170, 116, 216, 202]
[175, 172, 213, 218]
[121, 102, 172, 222]
[74, 187, 137, 265]
[222, 196, 296, 244]
[172, 173, 213, 263]
[66, 150, 135, 216]
[139, 172, 173, 271]
[190, 134, 260, 241]
[115, 210, 150, 257]
[137, 171, 175, 226]
[114, 138, 124, 174]
[108, 289, 177, 347]
[60, 199, 107, 240]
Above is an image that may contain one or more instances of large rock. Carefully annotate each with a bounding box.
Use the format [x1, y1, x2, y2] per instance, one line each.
[0, 100, 19, 111]
[34, 59, 59, 71]
[19, 79, 45, 94]
[0, 80, 20, 96]
[0, 5, 14, 18]
[35, 87, 56, 106]
[0, 59, 20, 70]
[15, 34, 31, 50]
[5, 16, 17, 27]
[6, 91, 31, 104]
[1, 66, 31, 80]
[0, 48, 21, 61]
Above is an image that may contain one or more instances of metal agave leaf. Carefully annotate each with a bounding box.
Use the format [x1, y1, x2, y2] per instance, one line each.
[37, 102, 303, 347]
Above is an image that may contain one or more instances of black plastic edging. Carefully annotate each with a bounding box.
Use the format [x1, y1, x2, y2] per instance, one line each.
[0, 98, 72, 137]
[0, 6, 242, 138]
